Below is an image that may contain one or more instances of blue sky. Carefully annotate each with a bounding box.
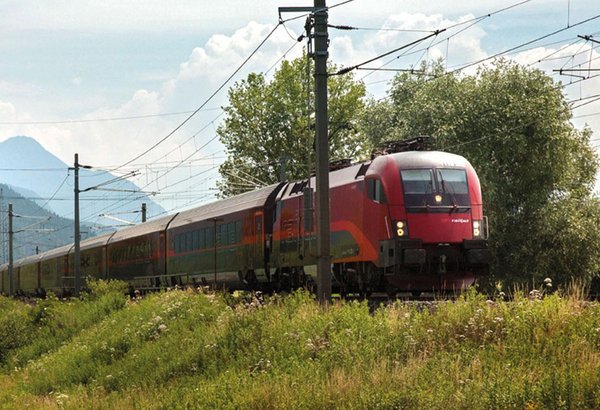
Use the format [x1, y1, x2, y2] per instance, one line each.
[0, 0, 599, 216]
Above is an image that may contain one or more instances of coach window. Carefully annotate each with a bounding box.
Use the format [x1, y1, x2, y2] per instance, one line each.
[186, 232, 193, 252]
[192, 230, 199, 250]
[216, 225, 223, 246]
[206, 227, 214, 248]
[235, 220, 242, 243]
[175, 235, 181, 254]
[366, 178, 387, 203]
[199, 229, 206, 249]
[227, 222, 235, 245]
[274, 201, 281, 223]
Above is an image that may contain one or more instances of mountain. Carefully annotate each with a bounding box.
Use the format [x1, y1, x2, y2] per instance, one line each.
[0, 136, 165, 224]
[0, 184, 99, 261]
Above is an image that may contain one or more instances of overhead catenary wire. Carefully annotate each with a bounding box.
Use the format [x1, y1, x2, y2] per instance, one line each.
[81, 14, 314, 224]
[360, 8, 599, 88]
[328, 24, 435, 33]
[332, 29, 446, 76]
[571, 95, 600, 110]
[355, 0, 535, 81]
[366, 15, 600, 111]
[0, 108, 222, 126]
[359, 12, 515, 81]
[447, 13, 600, 75]
[108, 23, 283, 174]
[87, 15, 309, 221]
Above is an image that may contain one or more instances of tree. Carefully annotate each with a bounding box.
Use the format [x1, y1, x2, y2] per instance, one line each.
[360, 60, 600, 288]
[217, 56, 366, 197]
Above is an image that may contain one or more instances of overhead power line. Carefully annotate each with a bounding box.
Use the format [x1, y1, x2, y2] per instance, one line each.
[0, 108, 222, 126]
[109, 23, 283, 174]
[449, 13, 600, 74]
[328, 24, 434, 33]
[332, 29, 446, 76]
[356, 0, 534, 81]
[78, 3, 357, 223]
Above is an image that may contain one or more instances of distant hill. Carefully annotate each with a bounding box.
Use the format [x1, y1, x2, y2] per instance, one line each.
[0, 184, 100, 261]
[0, 136, 165, 223]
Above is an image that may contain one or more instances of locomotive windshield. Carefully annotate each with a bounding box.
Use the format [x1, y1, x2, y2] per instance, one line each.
[401, 168, 470, 212]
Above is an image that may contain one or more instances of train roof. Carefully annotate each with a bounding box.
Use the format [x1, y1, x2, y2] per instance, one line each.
[14, 253, 41, 267]
[384, 151, 471, 169]
[279, 164, 365, 201]
[39, 242, 74, 262]
[80, 231, 116, 251]
[109, 213, 178, 243]
[169, 183, 283, 228]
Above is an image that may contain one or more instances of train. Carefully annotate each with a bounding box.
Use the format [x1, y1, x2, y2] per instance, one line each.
[0, 139, 491, 297]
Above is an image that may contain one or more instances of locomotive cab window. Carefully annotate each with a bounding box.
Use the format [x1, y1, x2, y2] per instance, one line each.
[437, 169, 468, 194]
[437, 168, 470, 208]
[401, 168, 470, 211]
[366, 178, 387, 203]
[401, 169, 435, 194]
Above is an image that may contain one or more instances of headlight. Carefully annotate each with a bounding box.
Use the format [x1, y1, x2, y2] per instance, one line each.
[395, 221, 408, 237]
[473, 220, 482, 238]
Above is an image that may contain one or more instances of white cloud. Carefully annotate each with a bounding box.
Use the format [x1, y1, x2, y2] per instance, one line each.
[0, 100, 16, 118]
[0, 80, 42, 99]
[72, 77, 83, 87]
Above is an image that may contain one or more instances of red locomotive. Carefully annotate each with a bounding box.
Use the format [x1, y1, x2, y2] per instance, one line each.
[0, 138, 490, 296]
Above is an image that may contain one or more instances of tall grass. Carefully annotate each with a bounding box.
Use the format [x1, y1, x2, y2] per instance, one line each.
[0, 279, 128, 372]
[1, 285, 600, 409]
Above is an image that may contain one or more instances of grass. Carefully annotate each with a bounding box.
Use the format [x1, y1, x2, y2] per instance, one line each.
[0, 284, 600, 409]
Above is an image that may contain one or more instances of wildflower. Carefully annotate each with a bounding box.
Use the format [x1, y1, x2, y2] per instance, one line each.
[158, 324, 168, 333]
[543, 277, 553, 288]
[249, 358, 272, 376]
[55, 393, 69, 406]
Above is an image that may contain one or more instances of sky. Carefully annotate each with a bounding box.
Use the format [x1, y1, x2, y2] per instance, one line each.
[0, 0, 599, 222]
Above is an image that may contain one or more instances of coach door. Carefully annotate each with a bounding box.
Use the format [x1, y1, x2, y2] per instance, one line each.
[254, 212, 264, 268]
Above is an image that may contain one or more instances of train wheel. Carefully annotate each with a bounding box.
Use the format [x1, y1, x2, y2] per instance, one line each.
[305, 275, 316, 294]
[277, 270, 291, 293]
[358, 263, 377, 299]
